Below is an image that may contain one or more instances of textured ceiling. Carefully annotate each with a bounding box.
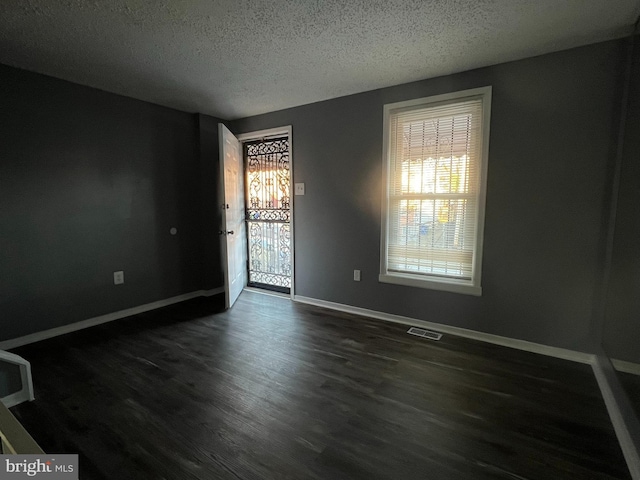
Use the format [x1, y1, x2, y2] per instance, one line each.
[1, 0, 639, 120]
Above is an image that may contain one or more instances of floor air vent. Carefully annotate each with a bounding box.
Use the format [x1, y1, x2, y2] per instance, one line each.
[407, 327, 442, 341]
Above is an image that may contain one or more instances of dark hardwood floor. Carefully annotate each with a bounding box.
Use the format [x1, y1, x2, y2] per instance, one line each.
[10, 291, 630, 479]
[619, 371, 640, 421]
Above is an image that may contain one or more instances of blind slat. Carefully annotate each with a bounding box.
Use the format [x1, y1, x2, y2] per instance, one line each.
[386, 96, 484, 280]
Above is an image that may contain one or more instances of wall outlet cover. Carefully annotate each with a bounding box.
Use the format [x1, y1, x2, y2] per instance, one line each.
[295, 183, 305, 195]
[114, 271, 124, 285]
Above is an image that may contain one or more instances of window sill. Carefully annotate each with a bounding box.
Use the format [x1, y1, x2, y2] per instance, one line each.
[378, 273, 482, 296]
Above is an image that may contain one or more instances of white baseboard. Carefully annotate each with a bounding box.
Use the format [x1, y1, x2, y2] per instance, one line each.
[592, 357, 640, 480]
[0, 287, 224, 351]
[0, 350, 34, 408]
[293, 295, 594, 364]
[612, 359, 640, 376]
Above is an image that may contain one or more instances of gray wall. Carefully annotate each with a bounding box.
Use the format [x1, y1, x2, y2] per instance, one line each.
[198, 114, 225, 290]
[601, 34, 640, 456]
[231, 39, 626, 352]
[0, 38, 632, 355]
[604, 35, 640, 364]
[0, 64, 205, 341]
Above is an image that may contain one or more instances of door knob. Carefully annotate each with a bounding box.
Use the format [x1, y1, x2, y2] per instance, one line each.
[228, 230, 234, 235]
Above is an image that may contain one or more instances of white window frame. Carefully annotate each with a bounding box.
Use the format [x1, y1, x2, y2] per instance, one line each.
[379, 86, 492, 296]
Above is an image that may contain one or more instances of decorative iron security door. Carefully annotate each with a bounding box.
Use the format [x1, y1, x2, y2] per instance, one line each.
[245, 137, 291, 292]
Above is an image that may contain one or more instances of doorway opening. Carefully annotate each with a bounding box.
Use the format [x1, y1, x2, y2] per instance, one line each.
[242, 133, 292, 294]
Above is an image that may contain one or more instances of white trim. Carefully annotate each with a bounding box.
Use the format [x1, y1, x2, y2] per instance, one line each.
[0, 351, 34, 408]
[218, 123, 231, 309]
[379, 86, 492, 296]
[612, 359, 640, 376]
[292, 295, 593, 364]
[0, 399, 44, 454]
[1, 390, 31, 409]
[0, 288, 224, 351]
[379, 273, 482, 296]
[236, 126, 291, 142]
[592, 356, 640, 479]
[236, 125, 295, 300]
[289, 128, 295, 299]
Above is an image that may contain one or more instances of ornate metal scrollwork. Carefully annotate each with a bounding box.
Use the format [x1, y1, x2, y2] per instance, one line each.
[245, 138, 291, 290]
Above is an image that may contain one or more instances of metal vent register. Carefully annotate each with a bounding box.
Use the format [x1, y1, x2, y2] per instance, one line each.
[407, 327, 443, 341]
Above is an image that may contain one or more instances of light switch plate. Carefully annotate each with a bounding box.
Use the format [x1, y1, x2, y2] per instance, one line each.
[295, 183, 305, 195]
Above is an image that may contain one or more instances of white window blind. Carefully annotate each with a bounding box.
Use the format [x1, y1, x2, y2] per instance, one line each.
[380, 88, 491, 295]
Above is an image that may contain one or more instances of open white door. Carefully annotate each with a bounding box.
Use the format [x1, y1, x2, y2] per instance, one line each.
[219, 124, 247, 309]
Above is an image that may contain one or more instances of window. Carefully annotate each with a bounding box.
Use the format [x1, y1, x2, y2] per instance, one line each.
[379, 87, 491, 295]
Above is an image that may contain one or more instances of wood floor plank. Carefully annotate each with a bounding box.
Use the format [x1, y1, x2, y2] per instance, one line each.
[619, 372, 640, 418]
[9, 291, 630, 480]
